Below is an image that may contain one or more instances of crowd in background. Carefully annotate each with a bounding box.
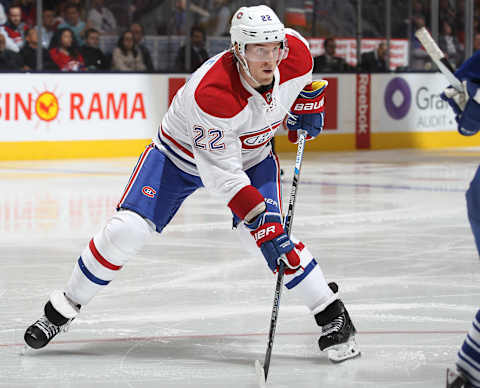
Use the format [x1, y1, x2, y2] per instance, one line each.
[0, 0, 480, 73]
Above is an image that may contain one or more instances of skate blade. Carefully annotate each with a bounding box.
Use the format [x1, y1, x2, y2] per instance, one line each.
[20, 345, 31, 356]
[326, 336, 361, 363]
[446, 368, 467, 388]
[255, 360, 267, 388]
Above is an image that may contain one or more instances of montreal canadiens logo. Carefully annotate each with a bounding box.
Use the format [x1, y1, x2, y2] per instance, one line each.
[239, 123, 281, 149]
[142, 186, 156, 198]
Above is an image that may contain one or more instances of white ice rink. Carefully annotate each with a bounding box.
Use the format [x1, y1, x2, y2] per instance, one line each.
[1, 148, 479, 388]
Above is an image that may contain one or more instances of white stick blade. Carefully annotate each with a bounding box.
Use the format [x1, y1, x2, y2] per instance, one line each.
[255, 360, 267, 388]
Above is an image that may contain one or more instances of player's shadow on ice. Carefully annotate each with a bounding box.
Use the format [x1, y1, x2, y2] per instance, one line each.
[21, 335, 329, 366]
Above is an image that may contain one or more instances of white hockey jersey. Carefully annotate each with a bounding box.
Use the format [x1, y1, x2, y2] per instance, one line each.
[153, 29, 313, 206]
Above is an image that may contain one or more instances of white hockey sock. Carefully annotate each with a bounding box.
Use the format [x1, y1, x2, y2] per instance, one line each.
[283, 239, 337, 314]
[236, 224, 335, 314]
[65, 210, 154, 306]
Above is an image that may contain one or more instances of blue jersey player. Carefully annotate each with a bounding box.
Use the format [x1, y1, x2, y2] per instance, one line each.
[442, 50, 480, 388]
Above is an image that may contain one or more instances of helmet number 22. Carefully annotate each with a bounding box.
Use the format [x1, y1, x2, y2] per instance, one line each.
[261, 15, 272, 21]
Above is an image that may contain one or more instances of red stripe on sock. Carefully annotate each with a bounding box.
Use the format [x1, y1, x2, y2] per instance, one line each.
[89, 239, 122, 271]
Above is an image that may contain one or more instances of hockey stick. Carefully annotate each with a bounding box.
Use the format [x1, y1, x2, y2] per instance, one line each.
[255, 130, 308, 388]
[414, 27, 463, 91]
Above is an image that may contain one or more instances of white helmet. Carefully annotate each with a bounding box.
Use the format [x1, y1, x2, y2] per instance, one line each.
[230, 5, 285, 57]
[230, 5, 286, 86]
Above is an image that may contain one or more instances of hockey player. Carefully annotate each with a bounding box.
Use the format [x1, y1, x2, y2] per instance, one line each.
[441, 51, 480, 387]
[24, 5, 360, 363]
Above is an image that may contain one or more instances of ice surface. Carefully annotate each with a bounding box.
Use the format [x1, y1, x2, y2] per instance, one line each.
[1, 148, 479, 387]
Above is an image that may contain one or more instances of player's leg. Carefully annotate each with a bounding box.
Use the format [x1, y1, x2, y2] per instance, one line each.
[466, 165, 480, 256]
[24, 145, 203, 349]
[235, 152, 359, 362]
[448, 309, 480, 388]
[446, 166, 480, 387]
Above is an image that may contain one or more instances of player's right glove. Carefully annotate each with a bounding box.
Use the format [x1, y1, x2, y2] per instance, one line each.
[286, 80, 328, 143]
[245, 212, 301, 275]
[441, 79, 480, 136]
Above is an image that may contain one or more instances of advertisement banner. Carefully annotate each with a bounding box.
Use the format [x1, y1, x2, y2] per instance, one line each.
[372, 73, 457, 133]
[356, 73, 371, 149]
[0, 74, 165, 142]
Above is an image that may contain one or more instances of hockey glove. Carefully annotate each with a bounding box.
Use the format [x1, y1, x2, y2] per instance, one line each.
[441, 80, 480, 136]
[245, 212, 300, 274]
[286, 80, 328, 143]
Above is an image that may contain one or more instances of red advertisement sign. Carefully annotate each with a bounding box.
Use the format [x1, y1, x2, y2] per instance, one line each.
[356, 73, 371, 149]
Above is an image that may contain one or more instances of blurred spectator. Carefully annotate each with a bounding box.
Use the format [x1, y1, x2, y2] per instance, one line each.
[80, 28, 110, 71]
[0, 32, 19, 70]
[0, 3, 6, 25]
[37, 8, 57, 49]
[111, 30, 147, 71]
[69, 0, 87, 21]
[455, 0, 466, 45]
[49, 27, 85, 71]
[130, 22, 153, 71]
[80, 28, 108, 70]
[201, 0, 230, 37]
[18, 0, 36, 28]
[18, 27, 55, 70]
[412, 0, 427, 20]
[173, 0, 210, 35]
[438, 20, 463, 69]
[0, 25, 19, 52]
[3, 5, 27, 49]
[174, 25, 209, 73]
[87, 0, 117, 35]
[57, 3, 86, 45]
[313, 38, 354, 73]
[474, 32, 480, 52]
[360, 42, 388, 73]
[439, 0, 456, 28]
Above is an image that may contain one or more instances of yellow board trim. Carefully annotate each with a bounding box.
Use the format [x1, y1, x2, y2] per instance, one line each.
[0, 131, 479, 160]
[274, 131, 480, 152]
[371, 131, 480, 149]
[274, 133, 356, 152]
[0, 139, 151, 160]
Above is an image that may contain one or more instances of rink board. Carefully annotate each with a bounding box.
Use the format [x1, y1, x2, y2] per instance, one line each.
[0, 72, 479, 160]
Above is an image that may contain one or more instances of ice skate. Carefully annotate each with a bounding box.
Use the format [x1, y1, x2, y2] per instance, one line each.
[315, 295, 360, 363]
[24, 291, 80, 350]
[446, 368, 471, 388]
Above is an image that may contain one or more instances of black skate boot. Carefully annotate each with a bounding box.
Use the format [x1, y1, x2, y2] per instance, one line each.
[24, 291, 80, 349]
[446, 368, 472, 388]
[315, 285, 360, 362]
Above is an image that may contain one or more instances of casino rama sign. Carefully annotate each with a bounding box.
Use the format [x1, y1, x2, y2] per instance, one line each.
[0, 91, 146, 122]
[384, 76, 452, 128]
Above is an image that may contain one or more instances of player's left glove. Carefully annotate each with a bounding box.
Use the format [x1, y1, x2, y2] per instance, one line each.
[245, 212, 301, 275]
[441, 79, 480, 136]
[286, 80, 328, 143]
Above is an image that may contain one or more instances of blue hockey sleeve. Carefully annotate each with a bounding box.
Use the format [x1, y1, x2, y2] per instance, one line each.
[455, 51, 480, 82]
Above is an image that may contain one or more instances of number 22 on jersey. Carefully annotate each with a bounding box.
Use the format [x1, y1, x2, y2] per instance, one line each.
[193, 126, 225, 151]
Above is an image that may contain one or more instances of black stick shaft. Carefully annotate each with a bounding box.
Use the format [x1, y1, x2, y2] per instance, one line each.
[262, 131, 307, 380]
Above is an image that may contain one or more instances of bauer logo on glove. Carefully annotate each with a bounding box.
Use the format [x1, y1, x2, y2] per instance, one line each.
[287, 80, 328, 143]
